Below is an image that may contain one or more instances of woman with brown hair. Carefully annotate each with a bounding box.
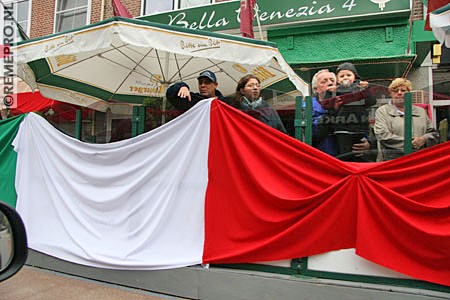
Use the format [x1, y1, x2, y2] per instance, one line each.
[231, 74, 286, 133]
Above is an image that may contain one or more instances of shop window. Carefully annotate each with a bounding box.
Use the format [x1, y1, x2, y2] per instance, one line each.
[143, 0, 213, 15]
[179, 0, 211, 9]
[16, 0, 30, 35]
[55, 0, 89, 33]
[3, 0, 30, 38]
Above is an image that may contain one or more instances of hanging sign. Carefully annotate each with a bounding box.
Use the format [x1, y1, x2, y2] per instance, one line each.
[139, 0, 410, 32]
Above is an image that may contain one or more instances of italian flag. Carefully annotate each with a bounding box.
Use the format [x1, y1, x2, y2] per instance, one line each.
[6, 99, 450, 286]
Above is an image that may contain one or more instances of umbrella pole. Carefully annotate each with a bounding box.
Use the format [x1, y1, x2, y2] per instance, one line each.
[162, 97, 166, 125]
[161, 55, 171, 125]
[105, 108, 112, 142]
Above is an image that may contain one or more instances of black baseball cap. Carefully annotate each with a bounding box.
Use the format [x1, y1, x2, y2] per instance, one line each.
[197, 70, 217, 83]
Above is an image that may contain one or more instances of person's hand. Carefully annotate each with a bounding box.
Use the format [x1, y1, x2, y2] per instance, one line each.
[412, 136, 426, 149]
[178, 86, 191, 101]
[359, 81, 369, 88]
[333, 96, 343, 110]
[326, 83, 337, 93]
[352, 139, 370, 157]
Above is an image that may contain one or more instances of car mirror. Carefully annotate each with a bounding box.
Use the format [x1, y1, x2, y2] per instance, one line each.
[0, 201, 28, 282]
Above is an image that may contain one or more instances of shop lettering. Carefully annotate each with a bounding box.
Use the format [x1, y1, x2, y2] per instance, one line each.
[44, 34, 74, 53]
[129, 77, 164, 96]
[318, 114, 369, 125]
[146, 0, 404, 31]
[247, 2, 334, 23]
[168, 11, 229, 30]
[252, 66, 275, 82]
[129, 85, 164, 95]
[168, 2, 341, 30]
[180, 38, 221, 52]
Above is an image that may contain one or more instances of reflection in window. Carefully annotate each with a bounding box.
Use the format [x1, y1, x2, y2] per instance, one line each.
[143, 0, 212, 15]
[55, 0, 89, 33]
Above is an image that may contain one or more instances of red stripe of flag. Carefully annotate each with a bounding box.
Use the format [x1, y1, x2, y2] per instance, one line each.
[240, 0, 256, 38]
[424, 0, 448, 31]
[112, 0, 133, 18]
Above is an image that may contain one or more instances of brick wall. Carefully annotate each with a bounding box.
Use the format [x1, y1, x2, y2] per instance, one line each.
[28, 0, 142, 38]
[411, 0, 424, 21]
[90, 0, 103, 23]
[93, 0, 142, 22]
[29, 0, 55, 38]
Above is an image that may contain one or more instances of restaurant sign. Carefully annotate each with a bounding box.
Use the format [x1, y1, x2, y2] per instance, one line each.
[139, 0, 410, 32]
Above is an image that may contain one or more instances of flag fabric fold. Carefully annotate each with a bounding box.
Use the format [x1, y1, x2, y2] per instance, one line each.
[112, 0, 133, 18]
[429, 3, 450, 47]
[0, 114, 26, 207]
[11, 99, 450, 286]
[204, 101, 450, 286]
[424, 0, 448, 31]
[240, 0, 256, 38]
[14, 103, 211, 269]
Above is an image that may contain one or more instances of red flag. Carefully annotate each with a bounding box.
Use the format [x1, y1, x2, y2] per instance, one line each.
[240, 0, 256, 38]
[112, 0, 133, 18]
[424, 0, 448, 31]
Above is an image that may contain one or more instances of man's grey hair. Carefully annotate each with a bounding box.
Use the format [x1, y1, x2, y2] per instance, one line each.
[311, 69, 336, 90]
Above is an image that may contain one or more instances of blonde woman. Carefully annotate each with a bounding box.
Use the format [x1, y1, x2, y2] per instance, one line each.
[374, 78, 438, 161]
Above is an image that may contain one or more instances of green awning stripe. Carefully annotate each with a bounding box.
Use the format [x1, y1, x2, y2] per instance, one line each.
[28, 59, 150, 104]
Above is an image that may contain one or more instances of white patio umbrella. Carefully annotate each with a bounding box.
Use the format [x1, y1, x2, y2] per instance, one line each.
[15, 17, 309, 115]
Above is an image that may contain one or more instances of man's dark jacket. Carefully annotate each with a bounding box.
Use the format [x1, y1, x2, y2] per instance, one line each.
[166, 82, 229, 111]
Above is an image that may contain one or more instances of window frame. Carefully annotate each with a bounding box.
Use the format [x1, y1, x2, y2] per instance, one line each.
[53, 0, 91, 34]
[3, 0, 31, 36]
[141, 0, 215, 16]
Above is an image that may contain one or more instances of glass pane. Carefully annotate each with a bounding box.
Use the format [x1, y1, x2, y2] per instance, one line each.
[18, 20, 28, 33]
[179, 0, 210, 9]
[57, 0, 73, 11]
[57, 0, 88, 12]
[55, 9, 87, 33]
[72, 11, 88, 28]
[17, 0, 30, 23]
[144, 0, 173, 15]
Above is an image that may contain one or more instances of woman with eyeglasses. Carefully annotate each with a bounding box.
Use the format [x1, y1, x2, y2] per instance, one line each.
[231, 74, 287, 133]
[374, 78, 438, 161]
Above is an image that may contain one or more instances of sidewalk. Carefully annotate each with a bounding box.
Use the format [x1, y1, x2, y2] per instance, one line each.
[0, 266, 187, 300]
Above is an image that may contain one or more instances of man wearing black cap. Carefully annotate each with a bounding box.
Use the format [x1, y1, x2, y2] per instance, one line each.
[166, 70, 229, 111]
